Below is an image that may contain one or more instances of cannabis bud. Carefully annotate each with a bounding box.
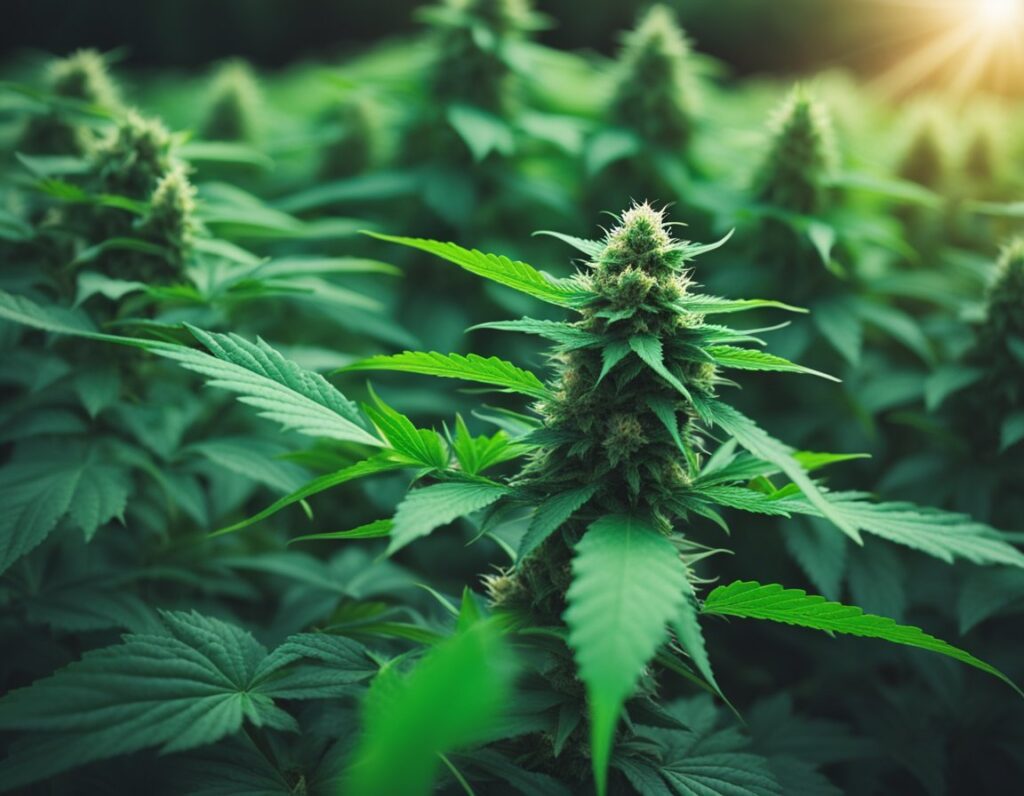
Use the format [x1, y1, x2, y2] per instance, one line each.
[897, 113, 945, 189]
[426, 0, 540, 113]
[140, 164, 198, 270]
[753, 88, 837, 216]
[199, 60, 262, 142]
[528, 203, 705, 531]
[91, 110, 175, 198]
[50, 49, 122, 110]
[319, 96, 377, 180]
[973, 238, 1024, 418]
[20, 49, 122, 155]
[609, 4, 699, 151]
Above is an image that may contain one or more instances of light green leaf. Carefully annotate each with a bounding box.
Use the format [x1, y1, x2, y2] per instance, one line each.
[703, 581, 1021, 693]
[212, 455, 406, 537]
[447, 104, 515, 161]
[289, 519, 393, 545]
[692, 397, 862, 544]
[160, 325, 383, 448]
[471, 318, 603, 349]
[343, 620, 516, 796]
[1002, 412, 1024, 452]
[673, 580, 726, 702]
[706, 345, 839, 382]
[389, 481, 509, 554]
[0, 289, 98, 337]
[564, 515, 687, 796]
[340, 350, 550, 400]
[675, 295, 807, 315]
[364, 387, 449, 470]
[452, 416, 525, 475]
[364, 232, 591, 307]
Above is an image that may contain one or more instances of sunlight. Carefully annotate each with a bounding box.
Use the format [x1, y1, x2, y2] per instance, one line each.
[978, 0, 1023, 26]
[865, 0, 1024, 95]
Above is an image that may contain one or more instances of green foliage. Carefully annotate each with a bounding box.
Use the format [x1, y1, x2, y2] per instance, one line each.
[3, 15, 1024, 796]
[343, 616, 516, 796]
[609, 4, 698, 151]
[564, 514, 687, 793]
[0, 610, 377, 790]
[702, 581, 1018, 691]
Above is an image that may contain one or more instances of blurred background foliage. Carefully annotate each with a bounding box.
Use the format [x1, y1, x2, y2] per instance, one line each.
[3, 0, 1024, 794]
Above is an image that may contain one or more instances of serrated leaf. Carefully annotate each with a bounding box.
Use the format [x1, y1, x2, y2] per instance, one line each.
[389, 481, 509, 554]
[703, 581, 1020, 693]
[341, 350, 550, 399]
[365, 232, 591, 307]
[452, 415, 525, 475]
[0, 288, 98, 336]
[783, 492, 1024, 569]
[471, 318, 603, 349]
[158, 325, 382, 448]
[630, 335, 692, 398]
[0, 445, 128, 572]
[364, 387, 449, 470]
[705, 345, 839, 382]
[0, 611, 295, 790]
[517, 483, 600, 561]
[691, 396, 862, 544]
[564, 515, 687, 796]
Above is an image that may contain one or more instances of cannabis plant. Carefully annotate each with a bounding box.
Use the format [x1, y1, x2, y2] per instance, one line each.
[13, 202, 1019, 794]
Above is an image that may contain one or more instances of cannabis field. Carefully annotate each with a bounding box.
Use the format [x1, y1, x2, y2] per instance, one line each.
[2, 1, 1024, 794]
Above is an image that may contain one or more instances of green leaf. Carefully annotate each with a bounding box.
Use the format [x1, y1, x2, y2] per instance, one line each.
[705, 345, 839, 382]
[692, 397, 862, 544]
[564, 515, 687, 796]
[289, 519, 394, 544]
[253, 633, 377, 698]
[629, 335, 691, 398]
[343, 620, 516, 796]
[1001, 411, 1024, 452]
[447, 104, 515, 161]
[0, 289, 98, 336]
[517, 483, 600, 561]
[471, 318, 603, 349]
[675, 295, 807, 315]
[160, 325, 382, 448]
[787, 493, 1024, 569]
[703, 581, 1021, 694]
[925, 365, 985, 411]
[364, 232, 591, 307]
[212, 455, 406, 537]
[0, 611, 295, 790]
[364, 387, 449, 470]
[452, 415, 525, 475]
[340, 351, 550, 400]
[0, 445, 128, 573]
[673, 580, 726, 702]
[389, 481, 509, 554]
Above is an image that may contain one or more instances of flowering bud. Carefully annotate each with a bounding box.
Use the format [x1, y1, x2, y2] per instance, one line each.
[319, 96, 376, 180]
[754, 88, 837, 216]
[20, 49, 122, 155]
[200, 60, 262, 142]
[91, 111, 174, 199]
[609, 5, 698, 151]
[141, 165, 197, 270]
[426, 0, 539, 113]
